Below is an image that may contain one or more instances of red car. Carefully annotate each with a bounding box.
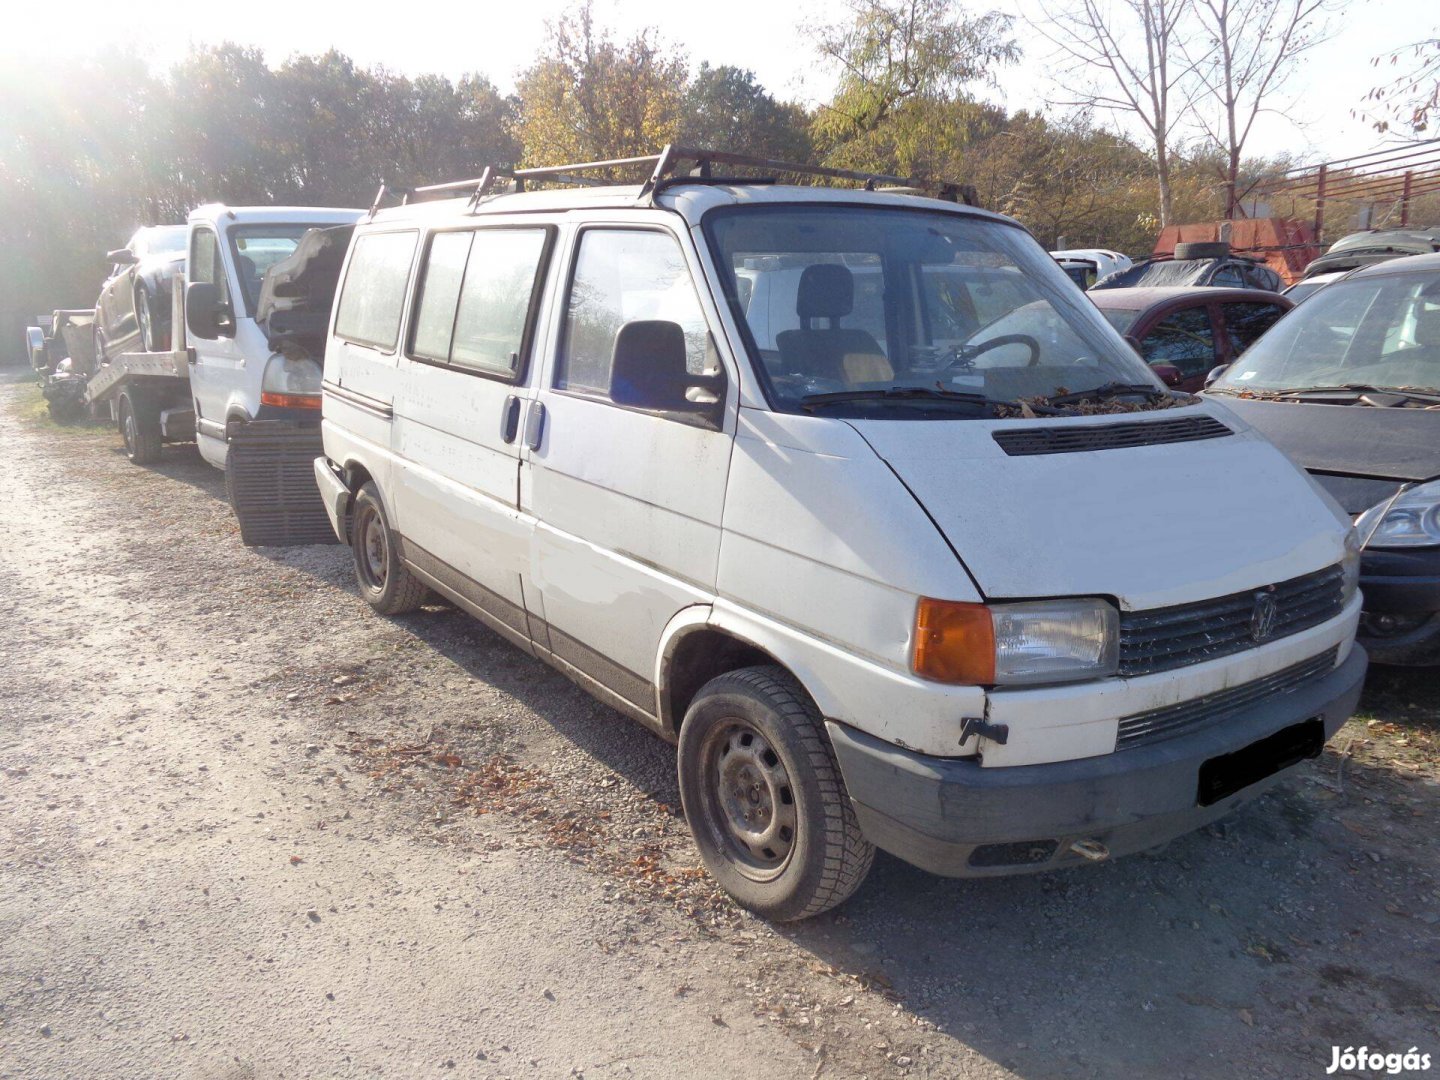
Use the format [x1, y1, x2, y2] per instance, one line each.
[1088, 286, 1294, 393]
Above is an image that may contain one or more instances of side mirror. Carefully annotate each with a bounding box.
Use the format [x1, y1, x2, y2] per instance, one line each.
[186, 282, 232, 340]
[1149, 361, 1184, 388]
[106, 248, 137, 265]
[1204, 364, 1230, 389]
[609, 320, 725, 427]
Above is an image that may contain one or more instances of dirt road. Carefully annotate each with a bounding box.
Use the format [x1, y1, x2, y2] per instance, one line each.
[2, 372, 1437, 1079]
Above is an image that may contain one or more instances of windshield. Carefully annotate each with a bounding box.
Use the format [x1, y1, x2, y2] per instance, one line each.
[227, 225, 314, 312]
[704, 205, 1160, 416]
[135, 226, 187, 258]
[1214, 270, 1440, 393]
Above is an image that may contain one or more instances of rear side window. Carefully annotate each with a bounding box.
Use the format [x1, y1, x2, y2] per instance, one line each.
[335, 231, 417, 351]
[557, 229, 712, 394]
[409, 228, 550, 378]
[1222, 302, 1286, 354]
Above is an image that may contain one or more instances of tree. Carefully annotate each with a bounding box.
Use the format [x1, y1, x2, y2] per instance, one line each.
[1363, 38, 1440, 135]
[514, 0, 688, 168]
[1185, 0, 1331, 217]
[810, 0, 1017, 178]
[679, 64, 812, 162]
[1034, 0, 1198, 226]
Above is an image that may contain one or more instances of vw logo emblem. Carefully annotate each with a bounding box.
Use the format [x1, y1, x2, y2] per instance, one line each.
[1251, 590, 1279, 642]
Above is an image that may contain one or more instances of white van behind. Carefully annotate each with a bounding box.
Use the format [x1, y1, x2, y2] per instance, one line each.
[316, 149, 1365, 921]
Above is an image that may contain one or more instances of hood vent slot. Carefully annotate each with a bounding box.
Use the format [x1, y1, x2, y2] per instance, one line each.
[993, 415, 1232, 456]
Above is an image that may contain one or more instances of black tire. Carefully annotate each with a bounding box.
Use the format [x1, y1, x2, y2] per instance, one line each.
[1174, 241, 1230, 261]
[117, 390, 162, 465]
[350, 482, 430, 615]
[678, 666, 874, 921]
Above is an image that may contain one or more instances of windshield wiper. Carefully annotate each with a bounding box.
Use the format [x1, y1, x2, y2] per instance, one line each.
[798, 386, 993, 412]
[1045, 382, 1174, 405]
[1268, 383, 1440, 405]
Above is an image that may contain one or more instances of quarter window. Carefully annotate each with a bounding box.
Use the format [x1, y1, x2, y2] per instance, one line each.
[557, 229, 713, 395]
[335, 231, 418, 351]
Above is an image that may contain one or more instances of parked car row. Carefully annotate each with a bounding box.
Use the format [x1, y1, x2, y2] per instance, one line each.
[25, 147, 1433, 923]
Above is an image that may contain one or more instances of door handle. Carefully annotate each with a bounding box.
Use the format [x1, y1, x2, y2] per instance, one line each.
[500, 394, 521, 443]
[524, 401, 546, 451]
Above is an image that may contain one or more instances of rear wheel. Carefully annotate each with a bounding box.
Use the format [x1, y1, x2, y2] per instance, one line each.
[678, 666, 874, 921]
[350, 482, 430, 614]
[117, 390, 161, 465]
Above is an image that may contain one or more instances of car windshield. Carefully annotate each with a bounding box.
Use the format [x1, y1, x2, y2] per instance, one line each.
[1214, 269, 1440, 393]
[136, 226, 187, 258]
[704, 205, 1159, 416]
[228, 225, 315, 312]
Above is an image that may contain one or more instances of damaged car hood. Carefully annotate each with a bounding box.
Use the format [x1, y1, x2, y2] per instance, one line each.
[848, 406, 1347, 610]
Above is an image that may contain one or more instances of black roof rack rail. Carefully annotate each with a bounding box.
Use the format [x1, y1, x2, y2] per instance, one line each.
[374, 145, 978, 216]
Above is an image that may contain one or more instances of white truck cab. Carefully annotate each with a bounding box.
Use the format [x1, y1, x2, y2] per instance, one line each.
[183, 204, 363, 471]
[316, 149, 1365, 921]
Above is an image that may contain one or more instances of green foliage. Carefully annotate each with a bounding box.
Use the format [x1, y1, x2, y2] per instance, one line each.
[679, 64, 813, 163]
[514, 0, 689, 169]
[810, 0, 1018, 178]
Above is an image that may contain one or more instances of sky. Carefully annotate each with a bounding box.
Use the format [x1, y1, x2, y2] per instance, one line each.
[4, 0, 1436, 165]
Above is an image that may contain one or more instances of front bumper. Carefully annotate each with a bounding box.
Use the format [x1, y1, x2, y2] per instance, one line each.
[828, 644, 1367, 877]
[1358, 547, 1440, 664]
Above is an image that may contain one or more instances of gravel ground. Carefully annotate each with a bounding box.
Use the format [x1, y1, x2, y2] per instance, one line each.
[1, 370, 1437, 1079]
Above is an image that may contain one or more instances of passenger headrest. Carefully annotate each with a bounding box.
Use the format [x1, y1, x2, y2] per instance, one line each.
[797, 263, 854, 322]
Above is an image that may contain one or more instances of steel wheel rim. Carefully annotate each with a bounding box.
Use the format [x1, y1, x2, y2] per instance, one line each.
[122, 405, 136, 453]
[698, 719, 798, 881]
[359, 508, 388, 589]
[136, 294, 153, 351]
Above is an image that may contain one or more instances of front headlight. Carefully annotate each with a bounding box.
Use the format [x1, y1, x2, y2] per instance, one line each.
[913, 598, 1119, 686]
[1341, 525, 1361, 606]
[260, 352, 323, 408]
[1354, 479, 1440, 549]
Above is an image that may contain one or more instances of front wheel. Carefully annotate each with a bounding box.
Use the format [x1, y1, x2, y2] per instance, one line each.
[350, 482, 431, 615]
[678, 666, 875, 921]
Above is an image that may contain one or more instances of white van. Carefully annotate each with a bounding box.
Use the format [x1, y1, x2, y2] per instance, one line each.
[182, 204, 363, 471]
[316, 149, 1366, 921]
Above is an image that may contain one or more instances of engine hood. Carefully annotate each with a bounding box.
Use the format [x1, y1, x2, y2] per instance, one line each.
[1206, 395, 1440, 484]
[848, 406, 1348, 610]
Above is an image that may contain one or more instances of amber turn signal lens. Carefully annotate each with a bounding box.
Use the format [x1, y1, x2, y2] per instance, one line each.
[913, 599, 995, 684]
[259, 391, 322, 409]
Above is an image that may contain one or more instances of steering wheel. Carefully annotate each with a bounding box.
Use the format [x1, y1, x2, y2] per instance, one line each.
[945, 333, 1043, 368]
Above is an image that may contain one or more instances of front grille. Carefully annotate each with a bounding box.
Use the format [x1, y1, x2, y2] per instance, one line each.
[1119, 564, 1344, 677]
[993, 415, 1231, 456]
[1117, 646, 1338, 750]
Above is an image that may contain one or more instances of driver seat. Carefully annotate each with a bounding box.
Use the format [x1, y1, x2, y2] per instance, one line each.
[776, 264, 892, 383]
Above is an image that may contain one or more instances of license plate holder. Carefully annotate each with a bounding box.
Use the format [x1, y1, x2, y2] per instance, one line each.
[1197, 718, 1324, 807]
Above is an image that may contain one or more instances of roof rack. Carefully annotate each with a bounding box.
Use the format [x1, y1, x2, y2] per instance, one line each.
[371, 144, 978, 217]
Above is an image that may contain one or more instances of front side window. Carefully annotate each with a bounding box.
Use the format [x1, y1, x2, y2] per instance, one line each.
[190, 228, 226, 296]
[1222, 302, 1287, 355]
[705, 205, 1160, 416]
[1140, 307, 1218, 378]
[334, 231, 418, 351]
[557, 229, 714, 395]
[1215, 271, 1440, 392]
